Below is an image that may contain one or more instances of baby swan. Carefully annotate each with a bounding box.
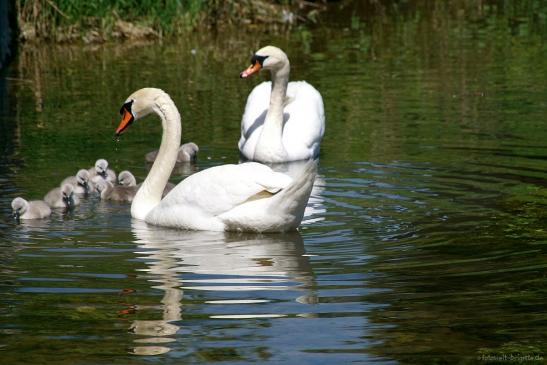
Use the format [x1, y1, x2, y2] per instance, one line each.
[145, 142, 199, 163]
[11, 197, 51, 220]
[61, 169, 91, 195]
[89, 158, 116, 183]
[117, 170, 172, 197]
[44, 183, 80, 210]
[95, 179, 137, 202]
[118, 170, 138, 187]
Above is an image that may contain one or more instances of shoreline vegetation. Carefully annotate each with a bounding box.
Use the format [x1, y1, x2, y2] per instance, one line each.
[16, 0, 327, 43]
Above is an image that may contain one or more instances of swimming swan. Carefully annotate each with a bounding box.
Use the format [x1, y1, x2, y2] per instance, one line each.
[61, 169, 91, 195]
[115, 88, 316, 232]
[118, 170, 173, 197]
[88, 159, 116, 183]
[95, 179, 138, 202]
[118, 170, 138, 187]
[239, 45, 325, 163]
[11, 197, 51, 220]
[145, 142, 199, 163]
[44, 183, 80, 210]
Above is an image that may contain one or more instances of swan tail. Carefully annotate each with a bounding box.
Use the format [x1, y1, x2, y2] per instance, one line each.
[269, 160, 317, 229]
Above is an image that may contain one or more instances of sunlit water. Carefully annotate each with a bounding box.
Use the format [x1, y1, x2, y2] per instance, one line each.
[1, 3, 546, 364]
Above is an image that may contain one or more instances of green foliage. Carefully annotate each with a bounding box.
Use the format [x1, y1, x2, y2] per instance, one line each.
[16, 0, 326, 42]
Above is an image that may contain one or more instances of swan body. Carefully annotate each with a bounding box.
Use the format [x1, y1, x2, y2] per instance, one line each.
[61, 169, 90, 195]
[145, 142, 199, 163]
[88, 159, 116, 183]
[116, 88, 316, 232]
[44, 183, 80, 209]
[239, 46, 325, 163]
[12, 197, 51, 220]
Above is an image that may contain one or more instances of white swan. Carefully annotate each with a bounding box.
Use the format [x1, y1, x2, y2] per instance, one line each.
[115, 88, 316, 232]
[239, 45, 325, 163]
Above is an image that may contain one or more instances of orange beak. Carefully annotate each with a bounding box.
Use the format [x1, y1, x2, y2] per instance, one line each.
[116, 108, 134, 136]
[240, 62, 262, 78]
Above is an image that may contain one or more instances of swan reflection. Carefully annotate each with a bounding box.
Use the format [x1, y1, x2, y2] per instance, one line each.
[129, 220, 315, 355]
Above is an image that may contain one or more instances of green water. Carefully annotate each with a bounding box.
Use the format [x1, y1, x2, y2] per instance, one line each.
[1, 2, 546, 364]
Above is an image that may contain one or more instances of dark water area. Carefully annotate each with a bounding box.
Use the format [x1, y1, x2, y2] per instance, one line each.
[1, 2, 546, 364]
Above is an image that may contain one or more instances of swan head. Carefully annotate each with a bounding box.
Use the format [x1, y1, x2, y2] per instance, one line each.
[240, 46, 289, 78]
[76, 169, 90, 189]
[118, 170, 137, 187]
[95, 159, 109, 178]
[11, 197, 29, 219]
[61, 184, 75, 208]
[116, 88, 166, 136]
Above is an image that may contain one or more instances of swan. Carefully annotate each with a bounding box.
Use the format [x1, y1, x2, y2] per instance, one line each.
[145, 142, 199, 163]
[239, 45, 325, 163]
[44, 183, 80, 209]
[118, 170, 173, 197]
[115, 88, 316, 232]
[118, 170, 138, 187]
[95, 179, 137, 202]
[88, 159, 116, 183]
[61, 169, 91, 195]
[11, 197, 51, 219]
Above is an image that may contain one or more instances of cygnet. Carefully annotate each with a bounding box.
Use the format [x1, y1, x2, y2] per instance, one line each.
[117, 170, 171, 197]
[44, 183, 80, 209]
[11, 197, 52, 220]
[61, 169, 91, 195]
[95, 179, 137, 202]
[118, 170, 138, 187]
[145, 142, 199, 163]
[88, 158, 116, 183]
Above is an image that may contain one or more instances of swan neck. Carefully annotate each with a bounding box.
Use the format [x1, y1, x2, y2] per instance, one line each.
[267, 64, 289, 123]
[132, 94, 181, 219]
[254, 63, 290, 162]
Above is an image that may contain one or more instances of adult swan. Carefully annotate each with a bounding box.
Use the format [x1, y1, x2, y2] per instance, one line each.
[115, 88, 316, 232]
[239, 45, 325, 163]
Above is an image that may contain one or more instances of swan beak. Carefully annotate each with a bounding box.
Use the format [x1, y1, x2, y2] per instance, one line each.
[13, 211, 20, 220]
[240, 63, 261, 78]
[116, 109, 134, 136]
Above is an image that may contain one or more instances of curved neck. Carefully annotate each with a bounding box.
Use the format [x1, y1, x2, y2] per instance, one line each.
[255, 62, 290, 161]
[132, 94, 181, 220]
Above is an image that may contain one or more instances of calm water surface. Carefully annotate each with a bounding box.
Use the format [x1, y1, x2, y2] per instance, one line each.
[1, 4, 546, 364]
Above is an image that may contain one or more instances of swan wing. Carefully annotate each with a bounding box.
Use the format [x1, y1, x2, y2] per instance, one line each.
[283, 81, 325, 159]
[146, 162, 292, 230]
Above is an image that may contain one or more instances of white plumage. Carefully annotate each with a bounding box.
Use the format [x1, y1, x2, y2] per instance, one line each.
[239, 46, 325, 162]
[116, 88, 316, 232]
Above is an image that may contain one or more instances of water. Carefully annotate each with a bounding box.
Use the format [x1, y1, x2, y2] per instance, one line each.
[1, 3, 547, 364]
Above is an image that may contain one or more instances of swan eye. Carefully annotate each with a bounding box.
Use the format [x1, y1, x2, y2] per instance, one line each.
[119, 100, 134, 116]
[251, 54, 268, 66]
